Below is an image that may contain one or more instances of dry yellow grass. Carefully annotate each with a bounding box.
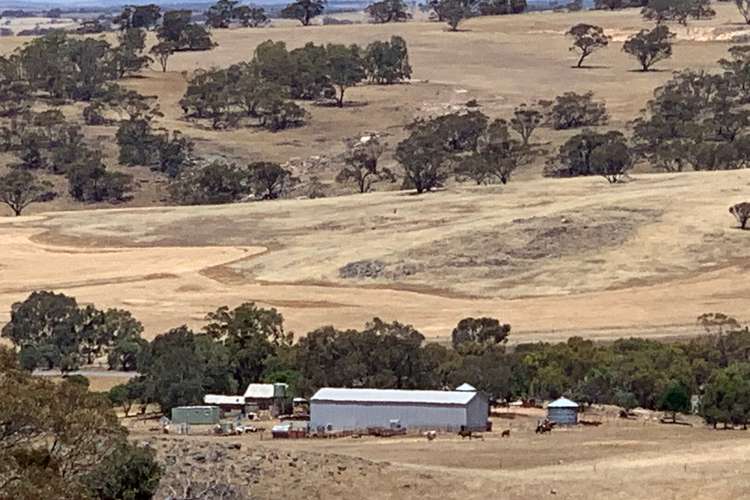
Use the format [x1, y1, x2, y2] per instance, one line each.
[2, 168, 749, 342]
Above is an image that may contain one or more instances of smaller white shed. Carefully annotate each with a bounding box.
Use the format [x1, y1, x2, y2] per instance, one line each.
[244, 383, 288, 415]
[204, 395, 245, 406]
[204, 394, 247, 415]
[547, 397, 579, 425]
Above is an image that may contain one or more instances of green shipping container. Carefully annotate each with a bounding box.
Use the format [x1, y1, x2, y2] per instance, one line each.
[171, 406, 221, 425]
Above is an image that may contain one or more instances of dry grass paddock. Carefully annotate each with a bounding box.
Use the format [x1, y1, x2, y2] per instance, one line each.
[1, 168, 749, 342]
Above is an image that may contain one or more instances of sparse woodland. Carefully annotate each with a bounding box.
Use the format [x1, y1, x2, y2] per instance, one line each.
[1, 0, 750, 213]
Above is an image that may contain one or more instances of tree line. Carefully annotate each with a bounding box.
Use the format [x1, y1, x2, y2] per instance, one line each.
[426, 0, 527, 31]
[105, 0, 524, 39]
[541, 33, 750, 181]
[594, 0, 750, 30]
[4, 38, 750, 215]
[180, 36, 411, 132]
[3, 290, 750, 429]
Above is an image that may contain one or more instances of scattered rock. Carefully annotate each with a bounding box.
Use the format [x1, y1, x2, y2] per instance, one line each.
[339, 260, 385, 279]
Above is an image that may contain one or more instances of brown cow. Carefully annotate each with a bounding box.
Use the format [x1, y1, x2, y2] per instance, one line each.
[730, 202, 750, 229]
[458, 426, 484, 440]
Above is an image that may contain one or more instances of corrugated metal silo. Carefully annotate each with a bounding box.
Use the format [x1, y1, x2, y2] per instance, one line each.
[547, 397, 579, 425]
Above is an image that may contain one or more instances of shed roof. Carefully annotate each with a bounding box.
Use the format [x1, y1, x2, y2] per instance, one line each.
[311, 387, 477, 405]
[244, 384, 274, 399]
[243, 383, 287, 399]
[204, 395, 245, 405]
[455, 383, 477, 392]
[548, 397, 579, 408]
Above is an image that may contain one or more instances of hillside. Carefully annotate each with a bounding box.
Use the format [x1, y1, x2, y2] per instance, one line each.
[2, 168, 749, 342]
[1, 4, 750, 342]
[0, 4, 749, 212]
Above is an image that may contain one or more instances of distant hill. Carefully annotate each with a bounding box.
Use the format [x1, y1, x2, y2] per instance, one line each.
[0, 0, 559, 12]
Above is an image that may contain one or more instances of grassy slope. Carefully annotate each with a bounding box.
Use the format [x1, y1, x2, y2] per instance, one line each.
[2, 168, 749, 342]
[0, 4, 746, 212]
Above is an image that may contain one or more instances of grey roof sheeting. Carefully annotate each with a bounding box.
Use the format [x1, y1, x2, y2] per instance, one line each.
[547, 397, 579, 408]
[204, 395, 245, 405]
[311, 388, 477, 406]
[243, 383, 287, 399]
[244, 384, 275, 399]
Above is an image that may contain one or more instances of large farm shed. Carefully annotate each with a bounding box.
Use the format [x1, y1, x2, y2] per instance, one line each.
[310, 387, 489, 432]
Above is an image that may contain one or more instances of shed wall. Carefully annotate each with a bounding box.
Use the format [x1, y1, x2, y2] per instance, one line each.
[311, 401, 469, 431]
[465, 393, 490, 430]
[171, 406, 220, 425]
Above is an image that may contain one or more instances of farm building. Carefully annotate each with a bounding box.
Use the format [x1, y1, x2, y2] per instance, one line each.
[547, 397, 579, 425]
[310, 387, 489, 432]
[271, 420, 309, 439]
[204, 395, 246, 415]
[171, 406, 220, 425]
[244, 383, 288, 415]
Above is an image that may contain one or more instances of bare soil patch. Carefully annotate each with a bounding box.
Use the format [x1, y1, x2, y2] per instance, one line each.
[396, 207, 660, 294]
